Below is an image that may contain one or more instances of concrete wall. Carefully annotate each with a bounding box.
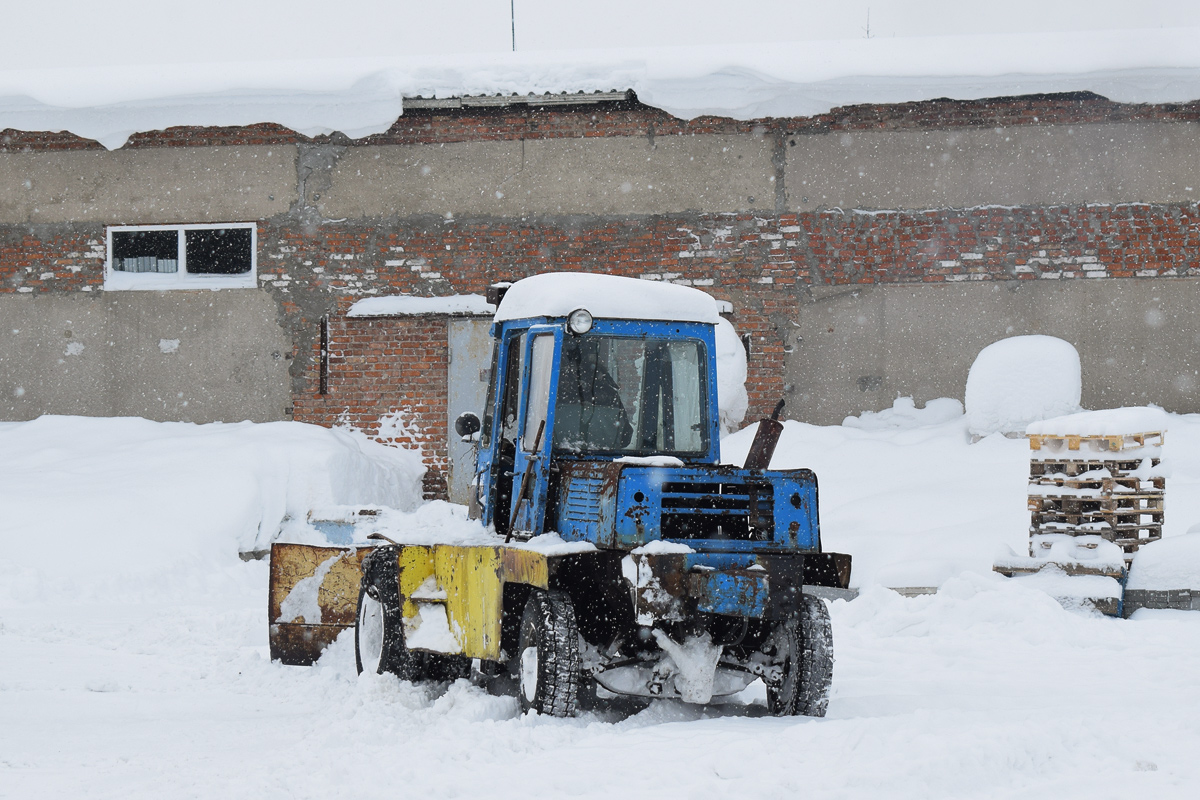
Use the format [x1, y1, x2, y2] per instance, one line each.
[0, 291, 292, 421]
[785, 279, 1200, 424]
[320, 134, 776, 218]
[5, 107, 1200, 430]
[787, 122, 1200, 211]
[0, 146, 297, 224]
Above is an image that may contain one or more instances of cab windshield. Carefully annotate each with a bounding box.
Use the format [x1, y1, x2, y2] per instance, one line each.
[553, 336, 708, 455]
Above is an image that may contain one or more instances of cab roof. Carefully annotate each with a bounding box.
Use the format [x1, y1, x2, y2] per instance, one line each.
[493, 272, 721, 325]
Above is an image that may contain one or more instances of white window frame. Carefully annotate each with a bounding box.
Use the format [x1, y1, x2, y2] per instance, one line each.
[104, 222, 258, 291]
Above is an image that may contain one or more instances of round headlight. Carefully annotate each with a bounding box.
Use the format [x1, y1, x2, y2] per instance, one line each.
[567, 308, 593, 335]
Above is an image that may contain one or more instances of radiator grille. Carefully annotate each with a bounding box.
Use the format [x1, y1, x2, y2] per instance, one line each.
[660, 481, 773, 541]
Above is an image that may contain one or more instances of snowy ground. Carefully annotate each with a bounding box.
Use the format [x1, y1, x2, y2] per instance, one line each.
[6, 573, 1200, 798]
[5, 412, 1200, 797]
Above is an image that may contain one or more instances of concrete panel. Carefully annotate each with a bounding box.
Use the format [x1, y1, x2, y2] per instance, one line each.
[0, 146, 298, 224]
[320, 134, 775, 218]
[785, 280, 1200, 425]
[0, 291, 291, 422]
[788, 122, 1200, 211]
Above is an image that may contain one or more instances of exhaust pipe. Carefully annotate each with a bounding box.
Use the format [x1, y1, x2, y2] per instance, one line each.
[742, 399, 786, 470]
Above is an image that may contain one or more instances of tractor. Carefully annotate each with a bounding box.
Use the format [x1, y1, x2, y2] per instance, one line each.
[268, 272, 852, 717]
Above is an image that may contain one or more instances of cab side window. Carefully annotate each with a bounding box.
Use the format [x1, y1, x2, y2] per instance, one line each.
[499, 332, 525, 445]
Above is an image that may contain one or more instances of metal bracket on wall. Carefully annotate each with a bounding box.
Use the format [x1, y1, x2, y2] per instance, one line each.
[319, 315, 330, 395]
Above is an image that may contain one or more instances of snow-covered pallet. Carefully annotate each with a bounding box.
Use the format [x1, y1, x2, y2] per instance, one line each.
[1026, 434, 1166, 562]
[1027, 430, 1164, 453]
[1123, 588, 1200, 615]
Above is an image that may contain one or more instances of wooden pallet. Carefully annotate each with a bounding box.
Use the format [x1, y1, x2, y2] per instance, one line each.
[995, 560, 1125, 579]
[1029, 475, 1165, 493]
[1028, 431, 1164, 452]
[1026, 434, 1166, 562]
[1030, 492, 1163, 510]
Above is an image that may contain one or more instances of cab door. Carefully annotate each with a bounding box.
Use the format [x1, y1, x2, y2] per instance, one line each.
[509, 327, 562, 537]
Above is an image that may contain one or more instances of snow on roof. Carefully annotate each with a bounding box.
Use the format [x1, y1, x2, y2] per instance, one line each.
[494, 273, 721, 324]
[5, 28, 1200, 149]
[347, 294, 495, 318]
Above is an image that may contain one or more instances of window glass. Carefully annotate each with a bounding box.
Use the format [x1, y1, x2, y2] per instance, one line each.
[555, 336, 707, 455]
[499, 332, 526, 444]
[523, 334, 555, 451]
[105, 223, 256, 290]
[185, 228, 253, 275]
[480, 344, 502, 447]
[111, 230, 178, 273]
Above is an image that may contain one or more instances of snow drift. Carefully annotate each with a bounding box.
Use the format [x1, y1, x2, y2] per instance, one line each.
[0, 416, 424, 604]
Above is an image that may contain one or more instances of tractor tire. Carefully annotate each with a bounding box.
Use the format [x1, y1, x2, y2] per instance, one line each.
[355, 562, 409, 677]
[515, 589, 581, 717]
[766, 594, 834, 717]
[355, 550, 471, 682]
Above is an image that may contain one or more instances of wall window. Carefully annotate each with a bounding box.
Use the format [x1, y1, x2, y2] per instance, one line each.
[105, 223, 257, 290]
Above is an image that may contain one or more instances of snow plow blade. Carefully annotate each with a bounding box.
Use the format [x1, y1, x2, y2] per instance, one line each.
[268, 543, 372, 665]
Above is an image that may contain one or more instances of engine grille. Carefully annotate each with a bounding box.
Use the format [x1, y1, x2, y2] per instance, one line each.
[660, 481, 773, 541]
[563, 474, 604, 521]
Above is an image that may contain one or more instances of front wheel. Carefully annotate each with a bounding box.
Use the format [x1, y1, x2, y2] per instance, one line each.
[355, 580, 408, 676]
[355, 561, 471, 681]
[515, 589, 581, 717]
[766, 594, 834, 717]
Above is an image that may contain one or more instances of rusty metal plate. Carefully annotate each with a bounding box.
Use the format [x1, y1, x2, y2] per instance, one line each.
[268, 543, 372, 665]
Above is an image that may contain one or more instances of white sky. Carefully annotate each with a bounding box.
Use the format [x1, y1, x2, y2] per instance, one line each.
[6, 0, 1200, 70]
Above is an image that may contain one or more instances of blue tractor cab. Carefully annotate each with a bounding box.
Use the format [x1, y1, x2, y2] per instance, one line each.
[447, 273, 853, 715]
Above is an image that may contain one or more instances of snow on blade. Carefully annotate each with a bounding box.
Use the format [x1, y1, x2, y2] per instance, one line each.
[965, 335, 1082, 437]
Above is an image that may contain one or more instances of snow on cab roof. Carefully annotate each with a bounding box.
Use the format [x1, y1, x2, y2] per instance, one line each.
[494, 273, 721, 324]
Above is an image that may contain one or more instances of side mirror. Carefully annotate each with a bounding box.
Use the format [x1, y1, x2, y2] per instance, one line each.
[455, 412, 482, 440]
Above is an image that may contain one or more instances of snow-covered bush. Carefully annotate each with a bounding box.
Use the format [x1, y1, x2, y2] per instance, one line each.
[964, 335, 1081, 437]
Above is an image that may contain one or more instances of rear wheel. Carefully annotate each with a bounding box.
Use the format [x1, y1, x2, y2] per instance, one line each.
[766, 594, 834, 717]
[515, 589, 581, 717]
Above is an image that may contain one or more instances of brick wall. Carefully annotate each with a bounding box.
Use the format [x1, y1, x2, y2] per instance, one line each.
[9, 203, 1200, 436]
[292, 312, 452, 499]
[0, 227, 105, 292]
[7, 92, 1200, 153]
[8, 93, 1200, 500]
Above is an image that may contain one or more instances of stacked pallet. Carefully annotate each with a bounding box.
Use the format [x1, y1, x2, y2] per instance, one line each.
[1027, 431, 1165, 562]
